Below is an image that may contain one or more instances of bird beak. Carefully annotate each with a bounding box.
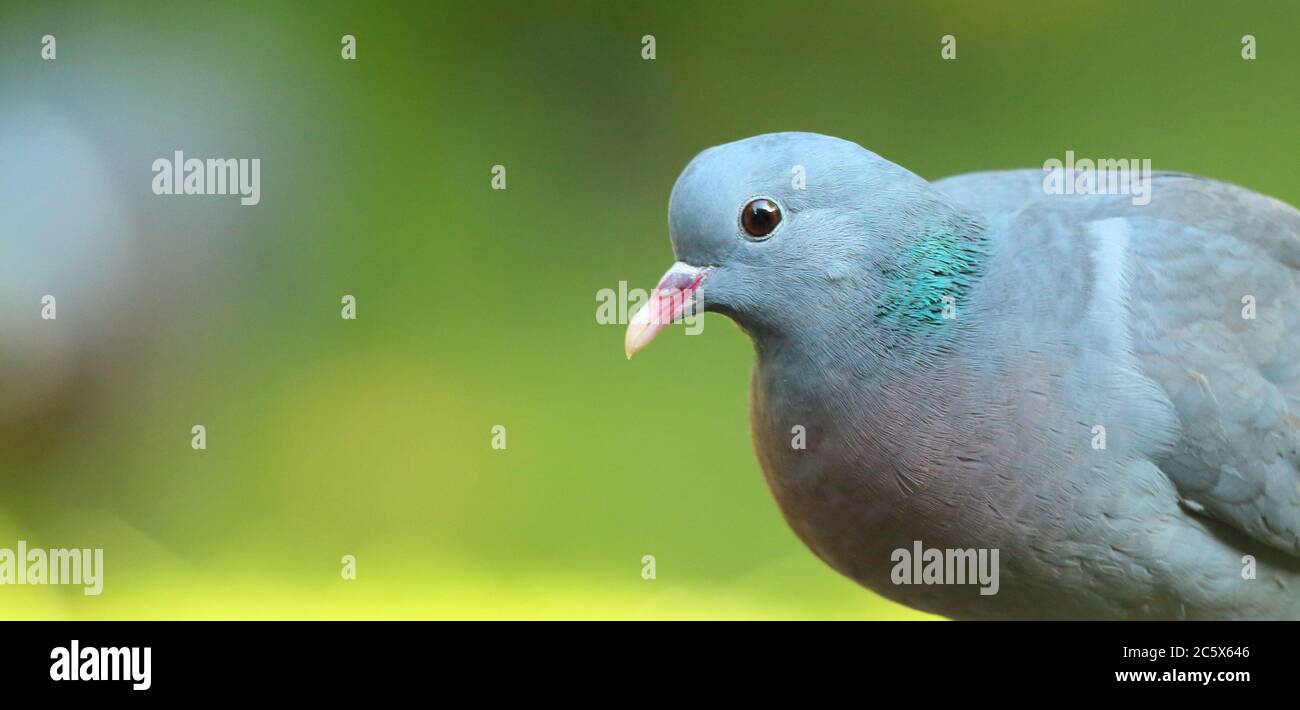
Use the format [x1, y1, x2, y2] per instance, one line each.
[625, 262, 713, 359]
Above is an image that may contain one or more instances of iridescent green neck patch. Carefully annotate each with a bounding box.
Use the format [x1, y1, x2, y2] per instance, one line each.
[875, 224, 986, 327]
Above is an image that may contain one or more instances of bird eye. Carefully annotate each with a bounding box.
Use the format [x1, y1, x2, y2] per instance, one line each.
[740, 198, 782, 240]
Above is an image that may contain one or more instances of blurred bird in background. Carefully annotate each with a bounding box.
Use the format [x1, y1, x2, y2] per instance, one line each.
[0, 103, 141, 457]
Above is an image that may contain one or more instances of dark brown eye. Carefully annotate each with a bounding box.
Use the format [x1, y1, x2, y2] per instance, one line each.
[740, 198, 782, 239]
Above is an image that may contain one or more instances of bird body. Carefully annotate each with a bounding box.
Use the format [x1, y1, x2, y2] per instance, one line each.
[627, 132, 1300, 619]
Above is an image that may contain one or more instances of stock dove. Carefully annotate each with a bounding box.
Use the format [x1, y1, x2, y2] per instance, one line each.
[626, 132, 1300, 619]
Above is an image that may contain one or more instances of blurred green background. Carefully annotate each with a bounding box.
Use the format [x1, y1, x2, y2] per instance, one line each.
[0, 0, 1295, 619]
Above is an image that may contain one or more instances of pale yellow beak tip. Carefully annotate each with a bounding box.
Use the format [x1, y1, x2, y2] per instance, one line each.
[624, 302, 655, 360]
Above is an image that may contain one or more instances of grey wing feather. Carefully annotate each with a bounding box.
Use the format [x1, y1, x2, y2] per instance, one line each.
[937, 169, 1300, 556]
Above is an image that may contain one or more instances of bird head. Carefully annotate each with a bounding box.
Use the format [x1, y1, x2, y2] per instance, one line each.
[626, 131, 956, 358]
